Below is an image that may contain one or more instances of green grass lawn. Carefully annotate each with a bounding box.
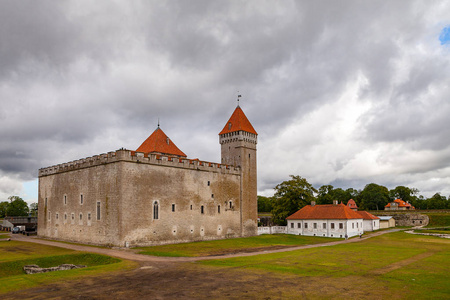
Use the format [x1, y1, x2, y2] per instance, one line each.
[137, 234, 336, 257]
[198, 232, 450, 299]
[0, 241, 137, 295]
[424, 213, 450, 227]
[0, 234, 9, 239]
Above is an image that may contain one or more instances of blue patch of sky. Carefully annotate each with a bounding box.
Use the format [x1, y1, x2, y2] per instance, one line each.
[439, 26, 450, 45]
[23, 179, 38, 204]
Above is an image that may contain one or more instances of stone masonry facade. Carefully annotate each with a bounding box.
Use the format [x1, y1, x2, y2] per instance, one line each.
[38, 106, 258, 247]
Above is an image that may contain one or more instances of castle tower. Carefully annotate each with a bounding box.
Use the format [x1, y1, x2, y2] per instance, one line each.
[219, 104, 257, 236]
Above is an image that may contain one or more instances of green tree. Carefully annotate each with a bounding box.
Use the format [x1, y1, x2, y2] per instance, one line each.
[0, 201, 9, 218]
[389, 186, 418, 202]
[317, 185, 353, 205]
[359, 183, 390, 210]
[257, 196, 273, 213]
[426, 193, 447, 209]
[29, 202, 38, 217]
[271, 175, 317, 225]
[6, 196, 29, 216]
[411, 195, 427, 210]
[316, 185, 334, 204]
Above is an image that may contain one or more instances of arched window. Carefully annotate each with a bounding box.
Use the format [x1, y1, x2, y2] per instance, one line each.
[153, 201, 159, 220]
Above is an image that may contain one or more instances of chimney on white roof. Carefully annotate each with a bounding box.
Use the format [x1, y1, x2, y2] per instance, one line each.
[333, 200, 338, 206]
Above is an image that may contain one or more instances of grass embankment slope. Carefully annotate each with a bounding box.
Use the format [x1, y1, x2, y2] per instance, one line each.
[0, 241, 136, 295]
[198, 232, 450, 299]
[425, 212, 450, 227]
[137, 234, 335, 257]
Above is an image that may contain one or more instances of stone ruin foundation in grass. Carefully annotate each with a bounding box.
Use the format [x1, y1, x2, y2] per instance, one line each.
[23, 264, 86, 274]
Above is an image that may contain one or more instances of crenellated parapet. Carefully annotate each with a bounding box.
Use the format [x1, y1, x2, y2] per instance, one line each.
[39, 149, 240, 177]
[219, 130, 257, 145]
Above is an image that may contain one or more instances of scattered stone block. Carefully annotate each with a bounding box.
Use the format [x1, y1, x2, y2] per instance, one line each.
[23, 264, 87, 274]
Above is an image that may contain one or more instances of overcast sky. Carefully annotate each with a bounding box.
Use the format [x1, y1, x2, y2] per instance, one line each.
[1, 1, 450, 204]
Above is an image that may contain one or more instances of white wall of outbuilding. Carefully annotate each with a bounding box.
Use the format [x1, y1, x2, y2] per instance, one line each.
[286, 219, 363, 238]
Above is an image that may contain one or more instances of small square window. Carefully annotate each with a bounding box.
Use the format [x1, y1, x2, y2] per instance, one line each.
[297, 223, 301, 228]
[56, 213, 59, 220]
[323, 223, 326, 229]
[79, 213, 82, 220]
[211, 194, 214, 198]
[218, 205, 221, 213]
[305, 223, 308, 229]
[172, 204, 175, 212]
[207, 181, 210, 186]
[291, 223, 294, 228]
[190, 204, 193, 210]
[88, 213, 91, 221]
[201, 205, 204, 214]
[339, 223, 343, 229]
[331, 223, 335, 229]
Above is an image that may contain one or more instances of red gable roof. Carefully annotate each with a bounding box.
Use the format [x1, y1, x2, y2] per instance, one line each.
[219, 106, 257, 135]
[136, 127, 187, 157]
[356, 211, 380, 220]
[347, 199, 358, 209]
[385, 199, 414, 208]
[286, 204, 363, 220]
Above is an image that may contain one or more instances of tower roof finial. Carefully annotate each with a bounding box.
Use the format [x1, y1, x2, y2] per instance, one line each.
[237, 93, 241, 107]
[157, 118, 160, 129]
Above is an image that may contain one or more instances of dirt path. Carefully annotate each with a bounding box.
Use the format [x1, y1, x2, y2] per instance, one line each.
[10, 228, 400, 262]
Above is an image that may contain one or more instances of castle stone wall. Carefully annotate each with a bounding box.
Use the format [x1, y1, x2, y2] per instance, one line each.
[38, 149, 243, 246]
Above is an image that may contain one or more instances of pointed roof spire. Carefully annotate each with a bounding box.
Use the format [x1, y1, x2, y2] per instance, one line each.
[137, 127, 187, 157]
[219, 105, 257, 135]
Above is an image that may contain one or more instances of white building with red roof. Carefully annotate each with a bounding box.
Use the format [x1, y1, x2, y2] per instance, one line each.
[385, 199, 415, 210]
[286, 201, 364, 238]
[356, 211, 380, 231]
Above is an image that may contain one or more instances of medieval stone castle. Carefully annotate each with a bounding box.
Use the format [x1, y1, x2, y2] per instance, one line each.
[38, 105, 257, 247]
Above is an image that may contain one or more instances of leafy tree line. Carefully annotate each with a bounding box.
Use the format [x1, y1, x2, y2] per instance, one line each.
[0, 196, 37, 218]
[258, 175, 450, 225]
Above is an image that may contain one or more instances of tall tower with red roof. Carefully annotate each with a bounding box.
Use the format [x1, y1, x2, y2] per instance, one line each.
[219, 104, 257, 236]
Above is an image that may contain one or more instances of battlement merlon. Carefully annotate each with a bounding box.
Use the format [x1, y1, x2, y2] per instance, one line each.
[38, 149, 241, 177]
[219, 130, 257, 145]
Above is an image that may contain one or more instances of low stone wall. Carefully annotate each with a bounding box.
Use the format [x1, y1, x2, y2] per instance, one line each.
[373, 212, 429, 226]
[257, 226, 287, 235]
[392, 213, 429, 226]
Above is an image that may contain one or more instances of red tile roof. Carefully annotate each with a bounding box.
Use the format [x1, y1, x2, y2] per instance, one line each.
[356, 211, 380, 220]
[347, 199, 358, 209]
[385, 199, 414, 208]
[219, 106, 257, 135]
[286, 204, 363, 220]
[136, 127, 187, 157]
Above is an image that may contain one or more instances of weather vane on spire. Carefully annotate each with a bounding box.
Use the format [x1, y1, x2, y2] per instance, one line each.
[237, 93, 241, 107]
[157, 118, 160, 129]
